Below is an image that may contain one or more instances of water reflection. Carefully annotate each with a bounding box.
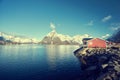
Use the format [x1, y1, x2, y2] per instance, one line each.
[45, 45, 79, 70]
[0, 44, 80, 80]
[0, 44, 44, 57]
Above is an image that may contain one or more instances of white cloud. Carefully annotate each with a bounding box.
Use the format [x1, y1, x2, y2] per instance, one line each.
[111, 27, 120, 31]
[50, 22, 56, 30]
[111, 23, 120, 26]
[87, 20, 93, 26]
[102, 15, 112, 22]
[110, 23, 120, 31]
[102, 34, 110, 39]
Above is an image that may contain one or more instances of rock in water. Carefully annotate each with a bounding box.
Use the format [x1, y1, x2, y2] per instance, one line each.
[74, 48, 120, 80]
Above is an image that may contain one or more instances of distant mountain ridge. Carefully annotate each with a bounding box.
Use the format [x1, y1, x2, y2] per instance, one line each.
[40, 30, 92, 45]
[107, 28, 120, 43]
[0, 32, 38, 44]
[0, 31, 92, 45]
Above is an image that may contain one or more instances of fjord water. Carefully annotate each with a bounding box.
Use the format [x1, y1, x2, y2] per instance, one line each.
[0, 45, 81, 80]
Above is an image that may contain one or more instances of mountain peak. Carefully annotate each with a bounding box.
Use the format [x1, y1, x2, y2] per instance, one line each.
[41, 30, 92, 45]
[47, 30, 57, 37]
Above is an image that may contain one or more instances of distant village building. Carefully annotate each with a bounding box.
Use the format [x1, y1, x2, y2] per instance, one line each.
[82, 38, 107, 48]
[106, 41, 113, 47]
[82, 38, 93, 47]
[0, 36, 5, 44]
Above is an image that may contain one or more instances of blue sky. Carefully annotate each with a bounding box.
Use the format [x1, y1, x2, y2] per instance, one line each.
[0, 0, 120, 39]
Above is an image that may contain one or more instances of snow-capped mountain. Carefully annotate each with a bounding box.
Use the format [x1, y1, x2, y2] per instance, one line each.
[40, 30, 72, 44]
[0, 32, 39, 43]
[72, 34, 91, 44]
[0, 31, 92, 45]
[40, 30, 92, 45]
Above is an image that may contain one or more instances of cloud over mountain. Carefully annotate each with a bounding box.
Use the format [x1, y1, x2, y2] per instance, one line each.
[110, 23, 120, 31]
[102, 34, 110, 39]
[50, 22, 56, 31]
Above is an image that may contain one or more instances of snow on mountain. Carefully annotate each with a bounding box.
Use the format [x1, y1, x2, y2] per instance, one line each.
[47, 30, 72, 42]
[0, 31, 92, 45]
[0, 32, 39, 43]
[40, 30, 92, 45]
[41, 30, 72, 44]
[72, 34, 91, 44]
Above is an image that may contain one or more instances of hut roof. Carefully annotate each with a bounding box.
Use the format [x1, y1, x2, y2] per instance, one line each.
[82, 38, 93, 41]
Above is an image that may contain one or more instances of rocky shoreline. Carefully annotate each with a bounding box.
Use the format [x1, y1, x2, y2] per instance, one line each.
[74, 47, 120, 80]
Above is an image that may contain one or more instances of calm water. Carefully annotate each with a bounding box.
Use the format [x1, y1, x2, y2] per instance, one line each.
[0, 45, 81, 80]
